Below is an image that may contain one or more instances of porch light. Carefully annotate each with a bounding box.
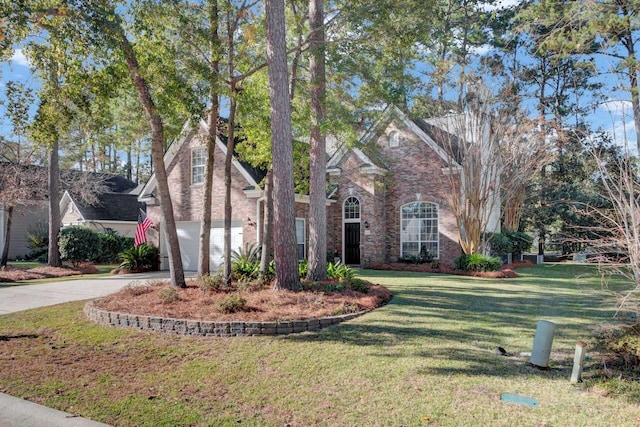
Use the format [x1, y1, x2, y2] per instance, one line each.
[364, 221, 369, 229]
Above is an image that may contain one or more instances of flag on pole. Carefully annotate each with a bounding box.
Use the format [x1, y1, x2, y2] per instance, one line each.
[134, 209, 153, 247]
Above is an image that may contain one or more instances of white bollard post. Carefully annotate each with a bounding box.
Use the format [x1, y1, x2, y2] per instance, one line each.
[530, 320, 556, 368]
[571, 342, 587, 383]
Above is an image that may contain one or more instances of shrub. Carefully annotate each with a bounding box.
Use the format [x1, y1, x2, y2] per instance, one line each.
[454, 253, 501, 272]
[158, 287, 179, 304]
[231, 242, 261, 264]
[118, 244, 159, 271]
[298, 259, 308, 278]
[504, 231, 533, 256]
[230, 243, 262, 280]
[327, 261, 356, 281]
[199, 272, 227, 292]
[486, 233, 513, 257]
[121, 282, 153, 297]
[216, 295, 247, 314]
[231, 259, 260, 280]
[59, 226, 101, 266]
[399, 249, 434, 264]
[96, 229, 134, 263]
[345, 278, 369, 294]
[25, 223, 48, 262]
[333, 302, 359, 315]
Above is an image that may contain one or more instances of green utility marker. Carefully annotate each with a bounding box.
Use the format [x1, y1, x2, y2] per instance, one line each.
[500, 393, 539, 408]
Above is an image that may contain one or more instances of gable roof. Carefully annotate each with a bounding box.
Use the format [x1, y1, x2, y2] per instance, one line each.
[62, 191, 145, 222]
[139, 119, 264, 202]
[327, 105, 459, 171]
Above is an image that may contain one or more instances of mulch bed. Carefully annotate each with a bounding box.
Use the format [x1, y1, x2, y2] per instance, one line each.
[93, 280, 393, 322]
[368, 260, 533, 278]
[0, 263, 99, 282]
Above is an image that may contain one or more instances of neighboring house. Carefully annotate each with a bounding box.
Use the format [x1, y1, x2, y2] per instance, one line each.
[0, 202, 48, 260]
[0, 163, 142, 260]
[60, 192, 144, 238]
[60, 174, 143, 237]
[140, 106, 500, 271]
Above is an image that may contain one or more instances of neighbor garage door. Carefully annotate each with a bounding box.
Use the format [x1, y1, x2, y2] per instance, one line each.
[164, 220, 243, 271]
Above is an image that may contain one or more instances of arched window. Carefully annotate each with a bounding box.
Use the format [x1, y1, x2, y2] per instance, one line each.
[343, 196, 360, 221]
[401, 201, 438, 259]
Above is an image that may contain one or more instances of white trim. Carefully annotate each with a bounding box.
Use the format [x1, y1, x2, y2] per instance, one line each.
[244, 188, 264, 198]
[399, 201, 440, 260]
[60, 191, 86, 222]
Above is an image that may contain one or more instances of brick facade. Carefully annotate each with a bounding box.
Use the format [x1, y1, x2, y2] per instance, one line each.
[327, 115, 462, 265]
[144, 109, 463, 270]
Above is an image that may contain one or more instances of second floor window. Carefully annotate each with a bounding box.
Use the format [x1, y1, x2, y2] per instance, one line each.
[192, 147, 206, 184]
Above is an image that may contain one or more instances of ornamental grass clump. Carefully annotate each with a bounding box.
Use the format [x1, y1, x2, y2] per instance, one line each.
[454, 253, 501, 272]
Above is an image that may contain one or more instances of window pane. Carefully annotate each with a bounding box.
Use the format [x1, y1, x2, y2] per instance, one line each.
[400, 202, 439, 259]
[296, 219, 305, 260]
[191, 148, 206, 184]
[344, 197, 360, 219]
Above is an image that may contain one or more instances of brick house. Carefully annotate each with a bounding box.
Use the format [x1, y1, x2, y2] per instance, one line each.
[140, 106, 499, 271]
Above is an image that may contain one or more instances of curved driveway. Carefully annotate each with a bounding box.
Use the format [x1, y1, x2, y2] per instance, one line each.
[0, 271, 178, 315]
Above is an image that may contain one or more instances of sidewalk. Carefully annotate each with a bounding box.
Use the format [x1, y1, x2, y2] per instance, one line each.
[0, 392, 111, 427]
[0, 270, 186, 426]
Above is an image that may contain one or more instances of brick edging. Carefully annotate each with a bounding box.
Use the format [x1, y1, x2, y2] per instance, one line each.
[84, 301, 369, 337]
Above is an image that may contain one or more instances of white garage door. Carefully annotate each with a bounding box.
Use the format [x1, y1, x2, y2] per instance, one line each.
[163, 220, 243, 271]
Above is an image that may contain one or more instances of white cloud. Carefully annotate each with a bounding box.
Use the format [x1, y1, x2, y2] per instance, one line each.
[480, 0, 522, 12]
[10, 49, 30, 67]
[598, 99, 633, 118]
[469, 44, 493, 56]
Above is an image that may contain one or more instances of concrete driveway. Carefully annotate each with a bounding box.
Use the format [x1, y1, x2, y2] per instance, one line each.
[0, 271, 177, 315]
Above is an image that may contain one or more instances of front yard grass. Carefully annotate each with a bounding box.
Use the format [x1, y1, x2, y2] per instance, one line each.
[0, 263, 638, 426]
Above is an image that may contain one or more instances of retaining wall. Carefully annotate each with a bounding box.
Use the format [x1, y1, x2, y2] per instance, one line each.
[84, 301, 369, 337]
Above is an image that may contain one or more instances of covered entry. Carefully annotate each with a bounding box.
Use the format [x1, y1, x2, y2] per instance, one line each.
[343, 196, 361, 265]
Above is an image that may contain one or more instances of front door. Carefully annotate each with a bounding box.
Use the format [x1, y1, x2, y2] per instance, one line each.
[344, 222, 361, 265]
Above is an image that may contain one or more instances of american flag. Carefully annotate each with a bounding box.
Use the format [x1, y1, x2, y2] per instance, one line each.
[134, 209, 153, 247]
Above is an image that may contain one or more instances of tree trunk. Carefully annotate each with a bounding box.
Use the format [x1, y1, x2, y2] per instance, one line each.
[306, 0, 327, 281]
[223, 97, 237, 285]
[114, 24, 185, 288]
[0, 205, 14, 268]
[198, 0, 220, 278]
[260, 168, 274, 275]
[265, 0, 301, 291]
[48, 134, 62, 267]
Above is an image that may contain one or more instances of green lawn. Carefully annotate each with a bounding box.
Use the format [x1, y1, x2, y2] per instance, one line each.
[0, 264, 638, 426]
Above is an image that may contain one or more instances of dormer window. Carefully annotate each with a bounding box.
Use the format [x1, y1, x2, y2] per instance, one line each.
[389, 130, 400, 147]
